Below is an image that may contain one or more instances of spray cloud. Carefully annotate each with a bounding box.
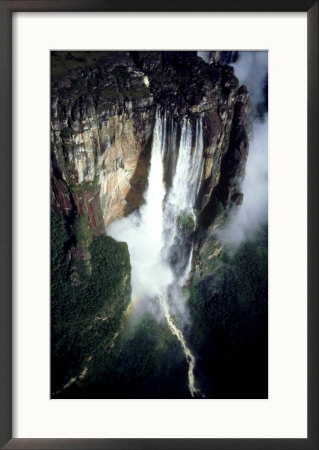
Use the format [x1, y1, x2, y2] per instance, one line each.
[108, 111, 205, 397]
[216, 51, 268, 247]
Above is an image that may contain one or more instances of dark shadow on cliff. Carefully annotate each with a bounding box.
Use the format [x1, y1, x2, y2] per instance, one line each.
[188, 226, 268, 399]
[199, 96, 249, 229]
[123, 114, 155, 216]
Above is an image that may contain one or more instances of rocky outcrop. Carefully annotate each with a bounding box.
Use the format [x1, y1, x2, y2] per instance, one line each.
[51, 52, 155, 229]
[51, 51, 250, 246]
[206, 51, 239, 65]
[51, 51, 252, 397]
[198, 84, 250, 227]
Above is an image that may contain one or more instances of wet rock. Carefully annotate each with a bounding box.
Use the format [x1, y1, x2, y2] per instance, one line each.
[51, 50, 250, 237]
[231, 192, 244, 206]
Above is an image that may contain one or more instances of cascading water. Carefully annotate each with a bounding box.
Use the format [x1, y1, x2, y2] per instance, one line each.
[162, 117, 204, 282]
[108, 109, 205, 398]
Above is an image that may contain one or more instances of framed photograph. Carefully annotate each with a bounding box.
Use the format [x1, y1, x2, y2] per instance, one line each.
[1, 1, 318, 449]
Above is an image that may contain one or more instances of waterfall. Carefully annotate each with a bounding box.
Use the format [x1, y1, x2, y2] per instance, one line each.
[162, 117, 204, 280]
[108, 109, 205, 398]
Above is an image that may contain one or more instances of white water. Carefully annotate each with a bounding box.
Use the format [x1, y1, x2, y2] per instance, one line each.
[158, 293, 202, 398]
[216, 52, 268, 247]
[162, 117, 204, 284]
[108, 109, 205, 398]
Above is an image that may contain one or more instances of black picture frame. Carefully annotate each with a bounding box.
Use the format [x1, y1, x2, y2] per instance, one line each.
[1, 1, 318, 449]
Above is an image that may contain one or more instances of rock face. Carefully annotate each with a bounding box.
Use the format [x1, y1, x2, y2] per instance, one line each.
[51, 51, 252, 397]
[206, 51, 240, 65]
[51, 52, 155, 229]
[51, 51, 250, 246]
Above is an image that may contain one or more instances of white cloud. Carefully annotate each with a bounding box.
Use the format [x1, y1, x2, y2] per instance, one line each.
[216, 51, 268, 247]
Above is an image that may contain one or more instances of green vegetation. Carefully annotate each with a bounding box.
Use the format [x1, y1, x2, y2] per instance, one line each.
[58, 314, 190, 399]
[51, 211, 188, 399]
[112, 65, 130, 85]
[89, 235, 131, 306]
[95, 89, 123, 114]
[69, 176, 100, 194]
[124, 86, 150, 100]
[97, 89, 123, 103]
[111, 317, 189, 398]
[51, 211, 131, 394]
[177, 210, 196, 232]
[52, 52, 151, 121]
[51, 212, 70, 299]
[60, 127, 74, 139]
[62, 142, 75, 153]
[74, 213, 92, 247]
[95, 87, 150, 116]
[215, 201, 225, 222]
[188, 226, 268, 398]
[51, 51, 119, 77]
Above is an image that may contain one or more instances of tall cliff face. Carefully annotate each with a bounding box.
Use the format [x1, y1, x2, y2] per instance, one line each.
[51, 51, 255, 398]
[51, 52, 155, 230]
[51, 51, 249, 241]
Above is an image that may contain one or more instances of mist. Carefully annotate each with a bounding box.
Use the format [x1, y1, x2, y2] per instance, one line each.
[215, 51, 268, 248]
[215, 118, 268, 246]
[107, 114, 204, 324]
[106, 53, 268, 398]
[107, 112, 206, 396]
[107, 210, 174, 322]
[197, 51, 210, 62]
[107, 113, 173, 322]
[231, 51, 268, 115]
